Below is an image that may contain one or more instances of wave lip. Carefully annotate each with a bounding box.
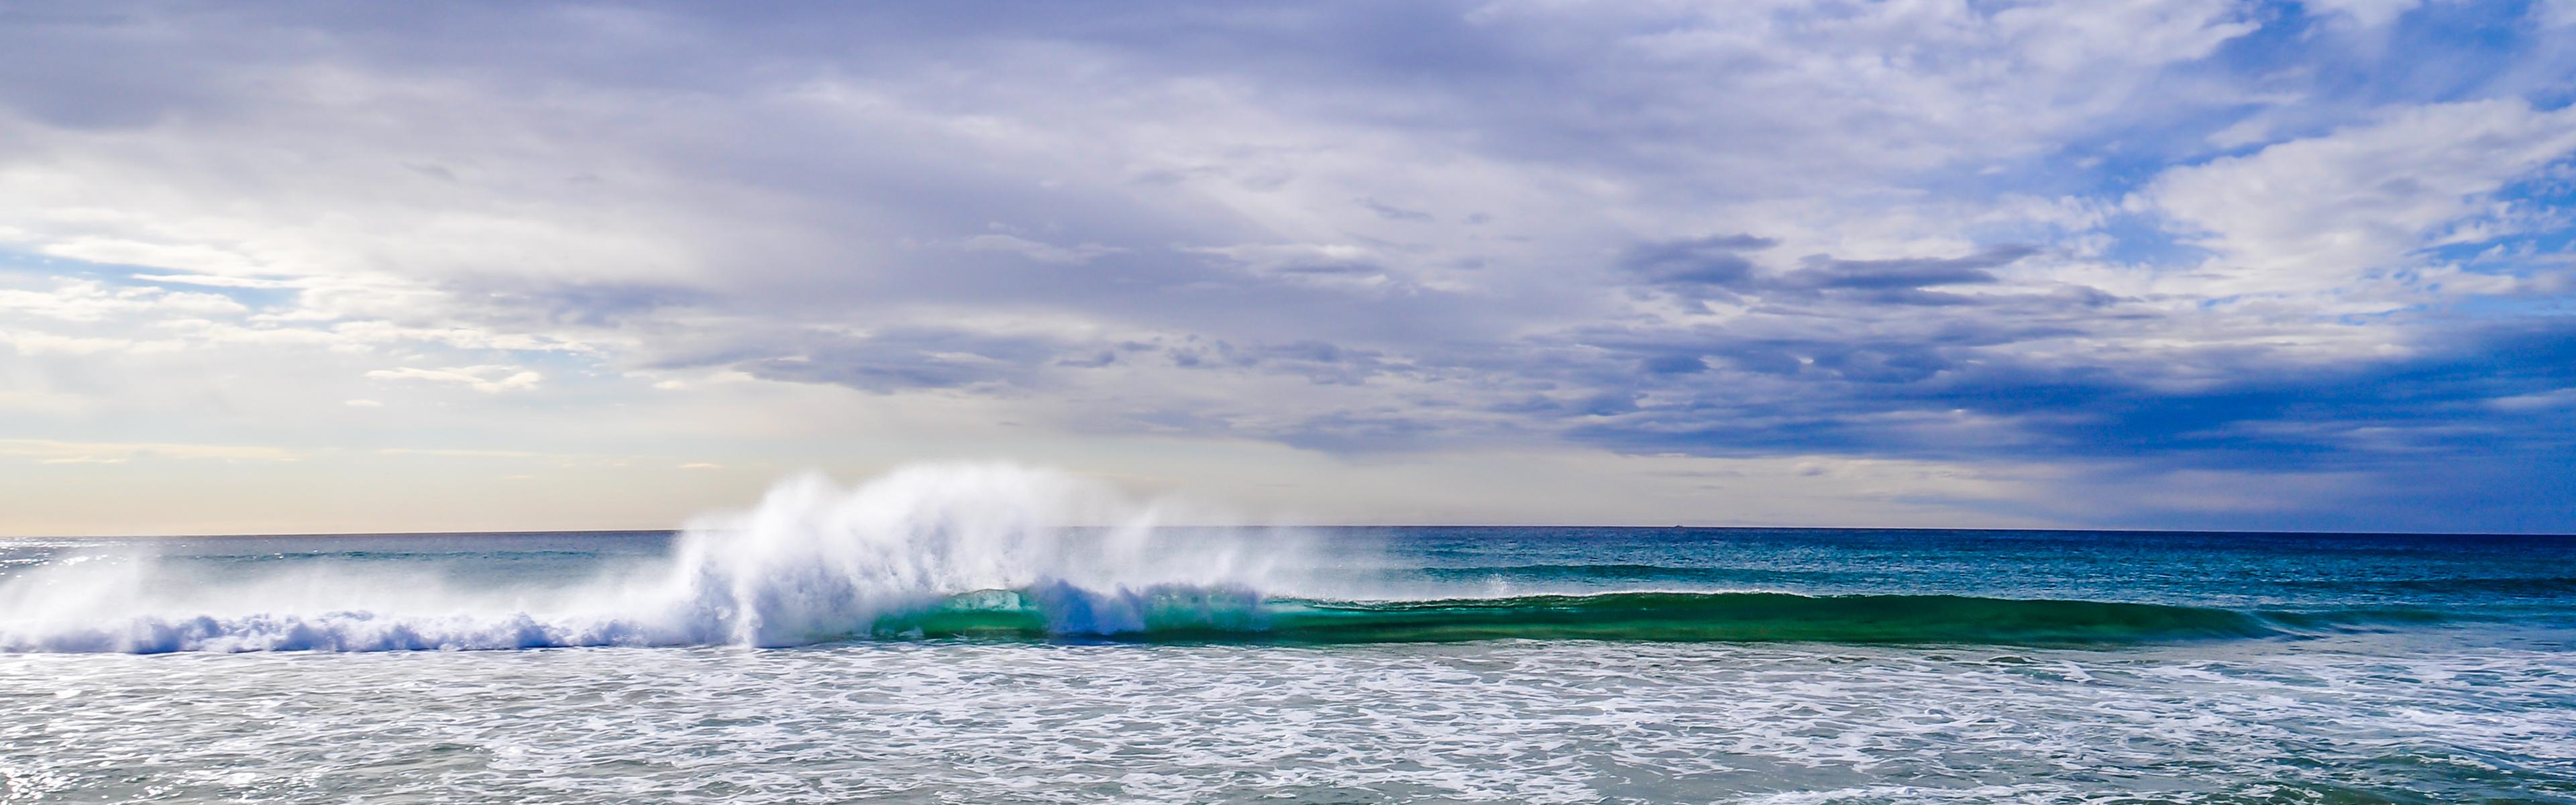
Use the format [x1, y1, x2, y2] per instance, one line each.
[870, 589, 2289, 647]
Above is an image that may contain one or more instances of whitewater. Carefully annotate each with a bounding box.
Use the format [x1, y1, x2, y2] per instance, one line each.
[3, 463, 2573, 802]
[0, 464, 1320, 653]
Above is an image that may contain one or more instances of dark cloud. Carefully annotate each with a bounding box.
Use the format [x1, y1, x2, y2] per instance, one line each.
[1624, 239, 2045, 307]
[1619, 234, 1776, 295]
[1165, 339, 1401, 385]
[1360, 199, 1434, 222]
[1768, 246, 2037, 306]
[1550, 319, 2576, 528]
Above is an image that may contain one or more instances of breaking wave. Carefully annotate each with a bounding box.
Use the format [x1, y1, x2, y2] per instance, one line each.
[0, 463, 2440, 653]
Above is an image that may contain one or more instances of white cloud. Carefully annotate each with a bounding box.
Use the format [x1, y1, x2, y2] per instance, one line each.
[2142, 99, 2576, 297]
[0, 278, 247, 321]
[2542, 0, 2576, 27]
[39, 237, 273, 278]
[0, 438, 301, 464]
[2205, 117, 2273, 149]
[327, 321, 595, 354]
[2302, 0, 2424, 28]
[2487, 387, 2576, 412]
[0, 388, 91, 415]
[0, 329, 185, 356]
[376, 447, 543, 458]
[364, 366, 545, 394]
[131, 274, 305, 289]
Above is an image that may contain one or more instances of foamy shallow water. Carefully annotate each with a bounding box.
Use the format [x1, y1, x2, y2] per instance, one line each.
[5, 634, 2573, 804]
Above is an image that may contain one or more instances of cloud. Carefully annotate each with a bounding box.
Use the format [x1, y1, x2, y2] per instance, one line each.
[1775, 246, 2034, 293]
[1627, 240, 2044, 307]
[2543, 0, 2576, 28]
[0, 328, 184, 356]
[729, 327, 1074, 393]
[1, 1, 2573, 531]
[0, 278, 247, 321]
[1620, 235, 1774, 296]
[376, 447, 543, 459]
[40, 238, 274, 277]
[2141, 99, 2576, 298]
[130, 274, 304, 289]
[954, 233, 1126, 265]
[2302, 0, 2424, 28]
[364, 366, 544, 394]
[0, 438, 301, 464]
[1359, 199, 1434, 223]
[1182, 243, 1395, 291]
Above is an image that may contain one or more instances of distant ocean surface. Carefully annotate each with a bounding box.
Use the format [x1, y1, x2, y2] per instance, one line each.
[3, 470, 2572, 803]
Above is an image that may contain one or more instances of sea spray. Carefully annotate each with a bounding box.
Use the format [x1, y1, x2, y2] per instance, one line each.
[657, 464, 1297, 646]
[0, 463, 1309, 652]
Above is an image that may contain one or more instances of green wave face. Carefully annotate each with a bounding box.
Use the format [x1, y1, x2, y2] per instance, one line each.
[866, 588, 2287, 647]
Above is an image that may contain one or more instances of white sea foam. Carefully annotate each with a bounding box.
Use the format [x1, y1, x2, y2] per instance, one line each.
[0, 462, 1311, 653]
[5, 638, 2569, 803]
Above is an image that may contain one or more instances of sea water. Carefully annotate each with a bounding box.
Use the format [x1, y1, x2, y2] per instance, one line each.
[1, 465, 2571, 803]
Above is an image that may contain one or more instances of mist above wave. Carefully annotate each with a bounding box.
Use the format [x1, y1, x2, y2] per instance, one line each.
[0, 463, 1308, 652]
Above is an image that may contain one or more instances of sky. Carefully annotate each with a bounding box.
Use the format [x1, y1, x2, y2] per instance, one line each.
[3, 0, 2575, 536]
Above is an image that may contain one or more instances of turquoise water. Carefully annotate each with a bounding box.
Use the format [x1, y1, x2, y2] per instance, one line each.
[1, 525, 2571, 802]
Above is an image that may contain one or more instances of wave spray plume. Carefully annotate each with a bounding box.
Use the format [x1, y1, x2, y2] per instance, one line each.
[0, 463, 2341, 652]
[0, 464, 1294, 652]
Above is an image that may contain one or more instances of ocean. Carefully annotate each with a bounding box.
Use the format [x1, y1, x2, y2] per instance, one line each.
[1, 468, 2571, 803]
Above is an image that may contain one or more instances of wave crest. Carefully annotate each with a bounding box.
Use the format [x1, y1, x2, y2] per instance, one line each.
[0, 463, 1297, 653]
[867, 589, 2285, 647]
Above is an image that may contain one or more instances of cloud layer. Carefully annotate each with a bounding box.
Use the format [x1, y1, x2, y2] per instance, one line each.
[3, 1, 2573, 533]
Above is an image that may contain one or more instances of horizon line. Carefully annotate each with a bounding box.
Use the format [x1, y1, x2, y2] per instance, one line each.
[11, 525, 2572, 540]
